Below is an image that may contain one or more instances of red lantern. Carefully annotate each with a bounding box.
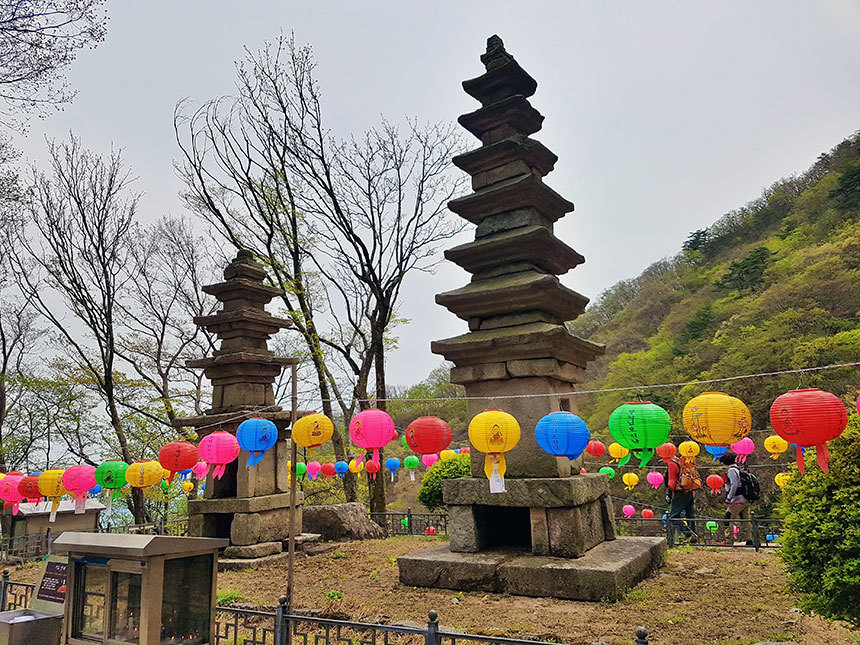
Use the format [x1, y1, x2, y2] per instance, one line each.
[655, 442, 676, 462]
[706, 474, 724, 495]
[159, 441, 199, 483]
[642, 509, 655, 519]
[585, 440, 605, 459]
[365, 460, 381, 480]
[769, 388, 847, 474]
[17, 475, 42, 504]
[405, 417, 452, 455]
[321, 462, 337, 480]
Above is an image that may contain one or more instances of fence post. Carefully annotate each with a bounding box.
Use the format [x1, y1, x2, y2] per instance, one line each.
[408, 508, 414, 535]
[45, 527, 51, 556]
[666, 519, 675, 548]
[751, 518, 761, 552]
[426, 610, 440, 645]
[0, 569, 9, 611]
[275, 594, 288, 645]
[635, 626, 649, 644]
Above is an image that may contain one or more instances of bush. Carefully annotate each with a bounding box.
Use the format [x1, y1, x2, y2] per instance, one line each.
[778, 415, 860, 625]
[417, 453, 471, 511]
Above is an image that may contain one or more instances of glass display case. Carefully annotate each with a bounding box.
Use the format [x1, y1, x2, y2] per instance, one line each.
[53, 532, 227, 645]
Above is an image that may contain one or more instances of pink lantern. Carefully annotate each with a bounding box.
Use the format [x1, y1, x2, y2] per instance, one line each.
[459, 447, 470, 454]
[0, 475, 25, 515]
[642, 509, 655, 519]
[730, 437, 755, 463]
[198, 432, 240, 480]
[646, 471, 664, 490]
[191, 461, 210, 481]
[349, 409, 395, 464]
[422, 454, 438, 470]
[622, 504, 636, 518]
[306, 461, 322, 481]
[62, 465, 97, 514]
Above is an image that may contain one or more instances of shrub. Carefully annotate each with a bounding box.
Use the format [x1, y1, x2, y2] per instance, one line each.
[216, 589, 246, 606]
[417, 453, 471, 511]
[778, 415, 860, 625]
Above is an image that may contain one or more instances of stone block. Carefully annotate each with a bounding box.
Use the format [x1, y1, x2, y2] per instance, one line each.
[529, 508, 550, 556]
[397, 545, 503, 592]
[546, 501, 605, 558]
[223, 541, 282, 559]
[301, 503, 386, 541]
[474, 208, 552, 239]
[230, 506, 302, 546]
[442, 475, 608, 508]
[188, 492, 300, 515]
[447, 505, 480, 553]
[506, 358, 585, 384]
[600, 495, 617, 540]
[450, 363, 508, 384]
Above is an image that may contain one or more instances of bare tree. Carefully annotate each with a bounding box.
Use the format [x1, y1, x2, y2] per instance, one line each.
[175, 34, 465, 513]
[8, 135, 149, 521]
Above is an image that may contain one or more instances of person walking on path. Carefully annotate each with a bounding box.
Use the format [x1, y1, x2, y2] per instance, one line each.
[667, 455, 700, 543]
[718, 453, 752, 545]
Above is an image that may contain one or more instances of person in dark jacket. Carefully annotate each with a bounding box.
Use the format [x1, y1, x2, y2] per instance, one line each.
[667, 457, 698, 543]
[718, 453, 752, 545]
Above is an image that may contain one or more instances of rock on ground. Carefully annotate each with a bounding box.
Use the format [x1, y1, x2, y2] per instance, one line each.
[301, 502, 386, 541]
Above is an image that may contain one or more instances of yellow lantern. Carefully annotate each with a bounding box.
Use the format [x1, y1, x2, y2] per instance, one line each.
[678, 440, 700, 458]
[774, 472, 791, 488]
[348, 458, 364, 478]
[181, 480, 194, 493]
[608, 443, 629, 463]
[125, 460, 163, 488]
[162, 468, 171, 480]
[764, 435, 788, 460]
[682, 392, 751, 446]
[621, 472, 639, 491]
[292, 413, 334, 455]
[38, 469, 68, 520]
[468, 410, 521, 492]
[440, 449, 456, 460]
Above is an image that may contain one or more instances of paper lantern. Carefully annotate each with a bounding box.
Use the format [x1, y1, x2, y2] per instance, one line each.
[335, 461, 349, 479]
[181, 480, 194, 493]
[585, 440, 606, 459]
[683, 392, 751, 446]
[38, 470, 67, 521]
[706, 474, 724, 494]
[769, 388, 847, 474]
[306, 461, 321, 481]
[622, 504, 635, 518]
[764, 435, 789, 460]
[403, 455, 420, 481]
[320, 462, 336, 480]
[459, 447, 470, 454]
[598, 466, 616, 479]
[292, 413, 334, 455]
[349, 409, 395, 463]
[607, 443, 629, 464]
[198, 432, 240, 479]
[440, 449, 456, 460]
[579, 468, 588, 474]
[608, 401, 671, 466]
[534, 411, 590, 460]
[0, 474, 25, 515]
[774, 472, 791, 488]
[348, 459, 363, 478]
[421, 454, 438, 470]
[704, 445, 728, 461]
[95, 460, 128, 515]
[63, 465, 97, 514]
[237, 418, 278, 468]
[125, 460, 162, 489]
[89, 484, 102, 495]
[678, 441, 700, 459]
[365, 459, 381, 480]
[295, 462, 307, 480]
[646, 471, 664, 489]
[655, 442, 676, 462]
[642, 509, 654, 519]
[192, 461, 210, 480]
[385, 457, 401, 481]
[158, 441, 199, 483]
[17, 475, 42, 504]
[730, 437, 755, 463]
[621, 472, 639, 491]
[405, 416, 452, 454]
[706, 520, 718, 533]
[468, 409, 521, 493]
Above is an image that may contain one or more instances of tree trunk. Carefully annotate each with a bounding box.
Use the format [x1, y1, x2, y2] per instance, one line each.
[106, 379, 148, 523]
[368, 331, 387, 517]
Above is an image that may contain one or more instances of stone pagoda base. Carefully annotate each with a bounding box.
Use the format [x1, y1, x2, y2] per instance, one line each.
[397, 537, 666, 601]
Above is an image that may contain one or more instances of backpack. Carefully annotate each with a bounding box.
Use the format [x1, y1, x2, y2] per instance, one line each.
[672, 458, 702, 492]
[730, 465, 761, 502]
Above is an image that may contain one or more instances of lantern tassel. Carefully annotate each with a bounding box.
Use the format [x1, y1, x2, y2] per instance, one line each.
[74, 493, 86, 515]
[246, 450, 266, 469]
[49, 497, 60, 523]
[213, 464, 226, 480]
[106, 495, 112, 516]
[372, 448, 380, 464]
[11, 502, 18, 516]
[634, 449, 653, 468]
[486, 454, 506, 494]
[390, 472, 395, 483]
[409, 471, 415, 481]
[796, 444, 805, 476]
[815, 443, 829, 473]
[167, 472, 176, 484]
[618, 453, 631, 467]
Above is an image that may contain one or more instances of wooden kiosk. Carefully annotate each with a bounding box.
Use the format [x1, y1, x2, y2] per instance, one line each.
[52, 532, 228, 645]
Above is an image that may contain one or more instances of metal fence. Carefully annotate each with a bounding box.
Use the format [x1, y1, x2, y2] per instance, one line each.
[370, 510, 448, 536]
[615, 516, 783, 551]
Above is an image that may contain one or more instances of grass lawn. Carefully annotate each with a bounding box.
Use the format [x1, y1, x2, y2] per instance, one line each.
[11, 537, 859, 644]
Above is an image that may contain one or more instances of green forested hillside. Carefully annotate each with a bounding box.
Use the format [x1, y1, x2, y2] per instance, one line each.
[571, 131, 860, 440]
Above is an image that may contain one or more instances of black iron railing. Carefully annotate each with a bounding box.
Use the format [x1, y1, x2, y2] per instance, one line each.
[370, 510, 448, 536]
[615, 516, 784, 551]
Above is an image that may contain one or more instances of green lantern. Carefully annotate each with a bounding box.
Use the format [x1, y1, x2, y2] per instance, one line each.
[296, 462, 307, 480]
[608, 401, 672, 467]
[95, 460, 129, 515]
[706, 520, 718, 533]
[160, 480, 170, 492]
[598, 466, 616, 479]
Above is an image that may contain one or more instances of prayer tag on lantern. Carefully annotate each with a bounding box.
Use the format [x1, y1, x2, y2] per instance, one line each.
[468, 410, 520, 494]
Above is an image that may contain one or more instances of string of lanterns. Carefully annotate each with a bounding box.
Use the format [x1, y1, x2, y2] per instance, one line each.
[0, 389, 853, 520]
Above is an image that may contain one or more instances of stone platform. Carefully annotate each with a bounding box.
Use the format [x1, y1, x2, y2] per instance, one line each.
[397, 537, 666, 601]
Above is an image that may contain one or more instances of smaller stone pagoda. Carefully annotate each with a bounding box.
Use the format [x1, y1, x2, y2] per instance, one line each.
[173, 250, 303, 562]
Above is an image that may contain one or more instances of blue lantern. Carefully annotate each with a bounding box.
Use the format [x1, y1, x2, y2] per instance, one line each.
[334, 461, 349, 478]
[237, 418, 278, 468]
[384, 457, 401, 482]
[89, 484, 102, 495]
[704, 445, 728, 461]
[534, 411, 590, 460]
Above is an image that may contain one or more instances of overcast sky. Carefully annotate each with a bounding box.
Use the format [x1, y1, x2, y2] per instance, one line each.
[13, 0, 860, 388]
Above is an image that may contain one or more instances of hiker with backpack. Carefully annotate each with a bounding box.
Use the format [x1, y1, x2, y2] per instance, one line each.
[666, 454, 701, 543]
[717, 453, 760, 545]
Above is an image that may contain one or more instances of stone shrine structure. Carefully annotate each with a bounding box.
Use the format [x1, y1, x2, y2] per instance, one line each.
[398, 36, 665, 600]
[173, 250, 303, 562]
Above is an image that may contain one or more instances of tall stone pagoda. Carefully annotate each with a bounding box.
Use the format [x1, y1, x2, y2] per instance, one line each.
[173, 250, 303, 562]
[398, 36, 665, 600]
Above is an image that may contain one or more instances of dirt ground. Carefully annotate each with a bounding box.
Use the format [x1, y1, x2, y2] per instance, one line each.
[10, 537, 859, 645]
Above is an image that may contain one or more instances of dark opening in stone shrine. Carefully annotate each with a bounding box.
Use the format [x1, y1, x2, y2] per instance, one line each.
[474, 506, 531, 550]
